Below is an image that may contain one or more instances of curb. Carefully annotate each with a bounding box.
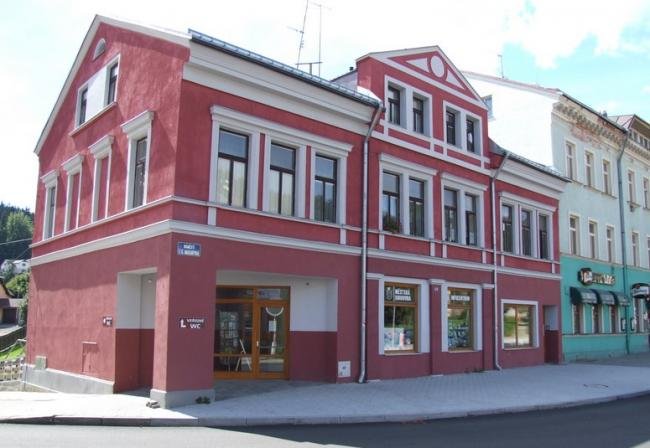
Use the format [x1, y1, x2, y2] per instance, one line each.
[3, 390, 650, 427]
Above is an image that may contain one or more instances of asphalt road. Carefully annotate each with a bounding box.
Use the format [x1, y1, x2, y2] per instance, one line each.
[2, 395, 650, 447]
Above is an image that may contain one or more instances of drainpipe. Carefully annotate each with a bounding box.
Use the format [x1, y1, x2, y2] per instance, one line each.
[616, 134, 631, 353]
[358, 104, 384, 384]
[490, 151, 509, 371]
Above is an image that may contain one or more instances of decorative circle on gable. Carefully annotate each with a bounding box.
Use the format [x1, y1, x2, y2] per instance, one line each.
[430, 55, 445, 78]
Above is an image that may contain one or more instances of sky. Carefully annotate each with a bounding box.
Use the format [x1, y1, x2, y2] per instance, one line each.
[1, 0, 649, 212]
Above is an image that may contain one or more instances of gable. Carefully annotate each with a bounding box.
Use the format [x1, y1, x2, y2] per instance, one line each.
[369, 47, 485, 108]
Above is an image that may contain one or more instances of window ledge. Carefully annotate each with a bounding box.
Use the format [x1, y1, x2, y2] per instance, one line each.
[69, 102, 117, 137]
[446, 349, 479, 354]
[503, 346, 537, 351]
[382, 351, 425, 356]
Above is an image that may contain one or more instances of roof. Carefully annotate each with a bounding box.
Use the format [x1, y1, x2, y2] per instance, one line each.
[189, 30, 380, 108]
[464, 71, 627, 133]
[610, 114, 650, 133]
[490, 139, 568, 182]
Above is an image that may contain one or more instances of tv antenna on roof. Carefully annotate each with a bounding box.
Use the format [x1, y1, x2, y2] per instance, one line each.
[288, 0, 330, 76]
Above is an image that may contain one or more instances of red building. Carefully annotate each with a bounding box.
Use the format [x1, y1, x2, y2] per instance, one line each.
[27, 16, 566, 407]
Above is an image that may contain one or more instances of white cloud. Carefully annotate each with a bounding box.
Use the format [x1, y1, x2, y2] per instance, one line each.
[643, 85, 650, 94]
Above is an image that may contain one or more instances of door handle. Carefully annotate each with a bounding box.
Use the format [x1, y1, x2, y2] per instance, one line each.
[256, 340, 259, 348]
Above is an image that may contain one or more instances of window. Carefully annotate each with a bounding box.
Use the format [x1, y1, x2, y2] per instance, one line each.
[647, 237, 650, 269]
[588, 221, 598, 259]
[465, 194, 478, 246]
[569, 215, 579, 256]
[409, 178, 424, 237]
[538, 214, 549, 260]
[632, 232, 640, 266]
[78, 87, 88, 125]
[447, 289, 474, 350]
[382, 172, 400, 232]
[121, 110, 154, 211]
[413, 96, 424, 134]
[446, 110, 457, 146]
[466, 118, 477, 153]
[106, 62, 119, 105]
[383, 283, 417, 353]
[606, 225, 615, 263]
[602, 160, 611, 195]
[62, 154, 83, 232]
[387, 86, 401, 126]
[644, 178, 649, 209]
[90, 135, 113, 222]
[584, 151, 594, 187]
[503, 304, 534, 348]
[628, 170, 636, 204]
[502, 204, 513, 253]
[592, 305, 601, 334]
[41, 170, 58, 240]
[565, 142, 576, 180]
[444, 188, 458, 243]
[217, 129, 248, 207]
[573, 304, 582, 334]
[269, 143, 296, 216]
[520, 209, 532, 256]
[314, 155, 337, 223]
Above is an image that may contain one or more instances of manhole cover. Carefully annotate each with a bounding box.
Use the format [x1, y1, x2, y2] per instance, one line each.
[583, 383, 609, 389]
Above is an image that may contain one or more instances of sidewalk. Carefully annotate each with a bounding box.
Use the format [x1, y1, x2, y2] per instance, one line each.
[2, 357, 650, 427]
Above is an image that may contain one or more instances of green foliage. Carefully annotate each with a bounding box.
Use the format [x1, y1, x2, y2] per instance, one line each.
[0, 203, 33, 264]
[6, 272, 29, 298]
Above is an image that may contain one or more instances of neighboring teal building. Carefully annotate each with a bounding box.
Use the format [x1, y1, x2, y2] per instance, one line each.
[466, 74, 650, 362]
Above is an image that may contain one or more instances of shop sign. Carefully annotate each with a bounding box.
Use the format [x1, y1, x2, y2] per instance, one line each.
[394, 287, 413, 302]
[632, 283, 650, 299]
[177, 242, 201, 257]
[578, 268, 615, 286]
[450, 294, 471, 302]
[179, 317, 205, 329]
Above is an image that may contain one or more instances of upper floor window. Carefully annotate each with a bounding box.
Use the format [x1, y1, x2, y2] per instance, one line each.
[569, 215, 579, 256]
[520, 209, 532, 256]
[62, 154, 83, 232]
[409, 179, 424, 237]
[588, 220, 598, 259]
[78, 87, 88, 126]
[632, 232, 640, 266]
[444, 188, 458, 243]
[565, 141, 576, 180]
[269, 143, 295, 216]
[465, 193, 478, 246]
[132, 137, 147, 208]
[89, 135, 113, 222]
[602, 160, 611, 195]
[121, 110, 154, 210]
[446, 110, 457, 146]
[106, 62, 119, 105]
[643, 177, 649, 209]
[382, 171, 400, 232]
[314, 155, 337, 223]
[466, 118, 478, 154]
[413, 97, 424, 134]
[502, 204, 513, 253]
[538, 214, 549, 260]
[584, 151, 594, 188]
[606, 225, 615, 263]
[40, 170, 58, 240]
[217, 129, 248, 208]
[387, 86, 401, 126]
[628, 170, 636, 204]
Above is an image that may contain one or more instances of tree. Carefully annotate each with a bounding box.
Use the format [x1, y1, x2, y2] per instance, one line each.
[6, 272, 29, 298]
[5, 212, 33, 243]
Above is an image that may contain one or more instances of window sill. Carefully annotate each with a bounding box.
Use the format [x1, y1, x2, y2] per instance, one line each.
[503, 346, 537, 351]
[382, 351, 424, 356]
[69, 101, 117, 137]
[446, 349, 479, 354]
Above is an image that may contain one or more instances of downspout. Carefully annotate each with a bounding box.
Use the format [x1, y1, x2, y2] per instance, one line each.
[358, 103, 384, 384]
[616, 134, 630, 353]
[490, 151, 510, 371]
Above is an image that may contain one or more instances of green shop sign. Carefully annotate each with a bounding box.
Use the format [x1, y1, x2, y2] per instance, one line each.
[578, 268, 615, 286]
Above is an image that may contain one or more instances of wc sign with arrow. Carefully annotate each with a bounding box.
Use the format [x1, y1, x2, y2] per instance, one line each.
[179, 317, 205, 329]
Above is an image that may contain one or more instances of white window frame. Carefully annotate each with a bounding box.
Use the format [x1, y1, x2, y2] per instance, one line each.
[75, 55, 121, 129]
[643, 177, 649, 209]
[499, 192, 556, 260]
[441, 173, 487, 247]
[628, 169, 637, 205]
[75, 83, 89, 127]
[569, 214, 580, 256]
[89, 135, 114, 222]
[443, 101, 483, 156]
[565, 140, 576, 180]
[377, 276, 430, 355]
[121, 110, 154, 211]
[632, 231, 640, 267]
[588, 219, 598, 260]
[501, 299, 539, 349]
[264, 137, 306, 218]
[584, 150, 594, 188]
[41, 170, 58, 240]
[384, 76, 433, 137]
[606, 224, 615, 263]
[647, 236, 650, 269]
[379, 154, 436, 238]
[441, 283, 483, 352]
[309, 146, 349, 225]
[103, 56, 120, 107]
[602, 159, 612, 195]
[62, 154, 84, 232]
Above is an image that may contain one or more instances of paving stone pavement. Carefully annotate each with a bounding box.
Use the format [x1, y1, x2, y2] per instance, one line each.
[2, 357, 650, 427]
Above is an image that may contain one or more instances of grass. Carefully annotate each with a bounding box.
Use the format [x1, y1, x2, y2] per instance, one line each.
[0, 343, 25, 361]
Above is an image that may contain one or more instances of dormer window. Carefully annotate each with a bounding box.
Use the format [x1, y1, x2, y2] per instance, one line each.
[387, 86, 401, 126]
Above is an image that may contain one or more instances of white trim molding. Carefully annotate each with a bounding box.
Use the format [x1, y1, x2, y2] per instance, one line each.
[90, 135, 114, 222]
[121, 110, 154, 210]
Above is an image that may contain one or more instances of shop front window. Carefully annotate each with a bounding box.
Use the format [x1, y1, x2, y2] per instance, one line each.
[384, 283, 417, 352]
[447, 289, 473, 350]
[503, 303, 533, 348]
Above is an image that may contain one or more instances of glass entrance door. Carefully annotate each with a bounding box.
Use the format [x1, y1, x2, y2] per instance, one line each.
[215, 286, 289, 379]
